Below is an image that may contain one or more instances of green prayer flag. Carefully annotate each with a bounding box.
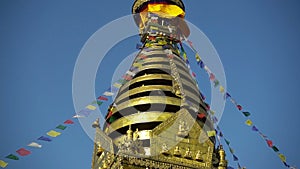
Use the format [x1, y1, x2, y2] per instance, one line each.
[5, 154, 19, 160]
[225, 139, 230, 145]
[56, 125, 67, 130]
[242, 112, 251, 117]
[109, 116, 116, 123]
[272, 146, 279, 152]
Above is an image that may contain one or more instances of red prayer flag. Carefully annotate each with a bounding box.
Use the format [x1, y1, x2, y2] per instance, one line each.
[64, 120, 74, 124]
[209, 73, 215, 81]
[98, 96, 108, 101]
[192, 72, 196, 77]
[16, 148, 31, 156]
[237, 105, 242, 111]
[266, 139, 273, 147]
[197, 113, 206, 119]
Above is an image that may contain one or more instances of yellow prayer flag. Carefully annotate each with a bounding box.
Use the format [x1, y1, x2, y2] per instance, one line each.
[0, 160, 8, 168]
[278, 154, 286, 162]
[86, 105, 96, 111]
[245, 119, 253, 126]
[195, 53, 201, 62]
[207, 130, 216, 137]
[133, 62, 142, 69]
[47, 130, 61, 137]
[113, 83, 122, 89]
[210, 110, 215, 115]
[219, 86, 225, 93]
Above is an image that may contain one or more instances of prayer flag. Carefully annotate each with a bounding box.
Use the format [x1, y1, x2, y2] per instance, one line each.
[245, 119, 253, 126]
[103, 91, 114, 96]
[272, 146, 279, 152]
[27, 142, 42, 148]
[219, 132, 223, 137]
[38, 136, 52, 142]
[96, 101, 103, 106]
[225, 92, 231, 99]
[199, 61, 205, 69]
[16, 148, 31, 156]
[56, 125, 67, 130]
[213, 80, 220, 87]
[5, 154, 19, 160]
[251, 126, 259, 132]
[278, 153, 286, 162]
[259, 132, 268, 139]
[0, 160, 8, 168]
[242, 112, 251, 117]
[284, 162, 291, 168]
[113, 83, 122, 89]
[237, 105, 242, 111]
[195, 53, 201, 62]
[197, 113, 206, 119]
[47, 130, 61, 137]
[209, 73, 215, 81]
[266, 139, 273, 147]
[233, 154, 239, 161]
[219, 86, 225, 93]
[86, 105, 97, 110]
[192, 72, 196, 77]
[73, 114, 84, 118]
[126, 70, 135, 77]
[118, 79, 127, 84]
[109, 116, 116, 123]
[210, 110, 215, 115]
[229, 147, 235, 154]
[98, 96, 108, 101]
[64, 119, 74, 124]
[225, 139, 230, 145]
[207, 130, 216, 137]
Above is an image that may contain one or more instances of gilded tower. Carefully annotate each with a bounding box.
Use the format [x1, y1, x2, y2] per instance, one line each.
[91, 0, 227, 168]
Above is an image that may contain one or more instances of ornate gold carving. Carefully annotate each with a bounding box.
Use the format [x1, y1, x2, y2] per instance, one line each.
[106, 112, 173, 134]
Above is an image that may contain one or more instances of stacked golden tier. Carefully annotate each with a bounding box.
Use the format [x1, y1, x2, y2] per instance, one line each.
[91, 0, 228, 169]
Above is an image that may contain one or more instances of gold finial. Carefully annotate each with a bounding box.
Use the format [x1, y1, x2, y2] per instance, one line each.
[92, 118, 100, 128]
[218, 145, 228, 169]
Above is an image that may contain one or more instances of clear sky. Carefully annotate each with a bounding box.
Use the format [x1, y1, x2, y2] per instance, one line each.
[0, 0, 299, 169]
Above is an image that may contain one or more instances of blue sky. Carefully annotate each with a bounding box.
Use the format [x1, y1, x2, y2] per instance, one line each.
[0, 0, 299, 169]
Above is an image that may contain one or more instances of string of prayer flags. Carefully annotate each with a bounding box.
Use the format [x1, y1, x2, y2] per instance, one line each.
[0, 160, 8, 168]
[16, 148, 31, 156]
[5, 154, 19, 160]
[46, 130, 61, 138]
[225, 139, 230, 145]
[38, 136, 52, 142]
[185, 39, 293, 168]
[27, 142, 42, 148]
